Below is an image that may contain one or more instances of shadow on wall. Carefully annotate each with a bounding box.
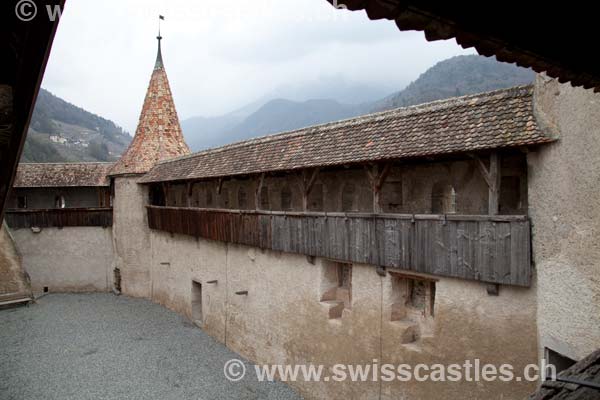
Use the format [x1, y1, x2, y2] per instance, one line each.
[0, 222, 32, 300]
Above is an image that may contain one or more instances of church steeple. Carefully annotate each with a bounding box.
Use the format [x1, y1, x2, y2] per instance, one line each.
[110, 21, 190, 177]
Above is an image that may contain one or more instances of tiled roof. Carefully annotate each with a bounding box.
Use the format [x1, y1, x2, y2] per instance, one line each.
[529, 349, 600, 399]
[14, 163, 113, 188]
[140, 85, 555, 184]
[109, 41, 190, 176]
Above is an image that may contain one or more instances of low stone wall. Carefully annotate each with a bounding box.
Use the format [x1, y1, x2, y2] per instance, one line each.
[9, 226, 114, 293]
[145, 229, 538, 400]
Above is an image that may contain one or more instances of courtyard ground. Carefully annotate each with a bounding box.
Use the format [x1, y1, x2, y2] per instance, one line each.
[0, 293, 301, 400]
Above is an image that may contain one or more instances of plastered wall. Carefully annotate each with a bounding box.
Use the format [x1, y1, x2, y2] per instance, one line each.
[9, 226, 113, 293]
[0, 222, 30, 296]
[146, 230, 538, 400]
[112, 176, 152, 298]
[529, 76, 600, 361]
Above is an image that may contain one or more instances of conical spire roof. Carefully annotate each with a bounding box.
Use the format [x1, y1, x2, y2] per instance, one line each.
[110, 35, 190, 176]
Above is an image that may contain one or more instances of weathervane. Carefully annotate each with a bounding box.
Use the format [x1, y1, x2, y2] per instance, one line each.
[158, 15, 165, 41]
[155, 15, 165, 70]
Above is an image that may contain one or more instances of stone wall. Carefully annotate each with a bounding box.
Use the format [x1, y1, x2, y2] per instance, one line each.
[145, 229, 538, 400]
[112, 176, 152, 298]
[9, 226, 113, 293]
[529, 76, 600, 361]
[0, 222, 30, 297]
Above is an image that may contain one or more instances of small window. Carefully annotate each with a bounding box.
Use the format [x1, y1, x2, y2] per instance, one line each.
[341, 183, 356, 212]
[260, 186, 270, 210]
[17, 196, 27, 209]
[431, 182, 456, 214]
[238, 187, 248, 210]
[308, 183, 324, 211]
[206, 188, 213, 207]
[281, 185, 292, 211]
[390, 274, 436, 345]
[191, 281, 203, 328]
[55, 195, 66, 209]
[320, 261, 352, 319]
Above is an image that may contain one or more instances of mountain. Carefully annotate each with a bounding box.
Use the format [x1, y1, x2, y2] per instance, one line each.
[183, 55, 534, 152]
[21, 89, 131, 163]
[371, 55, 535, 111]
[267, 76, 393, 105]
[227, 99, 367, 138]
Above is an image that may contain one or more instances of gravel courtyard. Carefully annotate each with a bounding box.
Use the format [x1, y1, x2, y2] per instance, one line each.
[0, 293, 301, 400]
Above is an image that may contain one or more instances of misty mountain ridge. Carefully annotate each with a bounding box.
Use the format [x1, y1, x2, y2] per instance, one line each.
[24, 54, 535, 161]
[21, 89, 131, 163]
[182, 55, 534, 152]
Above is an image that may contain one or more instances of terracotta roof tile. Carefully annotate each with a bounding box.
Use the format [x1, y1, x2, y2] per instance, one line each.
[109, 47, 190, 176]
[140, 85, 554, 184]
[14, 163, 113, 187]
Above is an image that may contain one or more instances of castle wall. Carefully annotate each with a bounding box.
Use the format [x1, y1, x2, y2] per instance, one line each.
[9, 226, 113, 293]
[112, 176, 153, 298]
[146, 229, 538, 400]
[529, 76, 600, 361]
[0, 222, 30, 297]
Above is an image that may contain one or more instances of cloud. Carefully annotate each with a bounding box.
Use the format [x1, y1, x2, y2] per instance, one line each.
[41, 0, 474, 133]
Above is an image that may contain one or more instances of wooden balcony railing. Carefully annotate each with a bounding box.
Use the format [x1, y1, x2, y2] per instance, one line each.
[5, 208, 113, 229]
[147, 206, 531, 287]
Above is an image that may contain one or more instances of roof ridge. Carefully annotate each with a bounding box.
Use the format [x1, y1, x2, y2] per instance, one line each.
[154, 84, 534, 167]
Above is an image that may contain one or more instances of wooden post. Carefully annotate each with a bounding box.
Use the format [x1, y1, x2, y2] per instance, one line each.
[473, 152, 501, 215]
[186, 182, 194, 208]
[301, 169, 319, 211]
[365, 163, 392, 213]
[472, 152, 502, 296]
[255, 173, 265, 210]
[161, 183, 169, 206]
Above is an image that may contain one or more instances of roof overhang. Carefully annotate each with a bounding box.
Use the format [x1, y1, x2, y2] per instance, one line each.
[327, 1, 600, 92]
[0, 0, 65, 222]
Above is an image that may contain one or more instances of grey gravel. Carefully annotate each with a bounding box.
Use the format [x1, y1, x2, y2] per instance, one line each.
[0, 293, 302, 400]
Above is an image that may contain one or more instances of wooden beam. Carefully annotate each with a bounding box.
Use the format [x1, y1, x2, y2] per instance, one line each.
[365, 163, 392, 213]
[161, 183, 169, 204]
[186, 182, 194, 207]
[472, 153, 501, 215]
[489, 153, 501, 215]
[216, 178, 224, 195]
[255, 173, 265, 210]
[301, 168, 320, 211]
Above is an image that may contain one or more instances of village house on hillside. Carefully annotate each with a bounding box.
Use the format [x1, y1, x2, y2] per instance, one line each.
[2, 33, 599, 400]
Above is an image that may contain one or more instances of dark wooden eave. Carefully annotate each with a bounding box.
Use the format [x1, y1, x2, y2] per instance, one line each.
[327, 1, 600, 92]
[0, 0, 64, 222]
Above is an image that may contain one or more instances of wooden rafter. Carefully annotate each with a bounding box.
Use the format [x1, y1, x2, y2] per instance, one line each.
[365, 163, 393, 213]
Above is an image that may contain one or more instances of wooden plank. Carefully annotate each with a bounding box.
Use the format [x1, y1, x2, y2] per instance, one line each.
[143, 206, 532, 287]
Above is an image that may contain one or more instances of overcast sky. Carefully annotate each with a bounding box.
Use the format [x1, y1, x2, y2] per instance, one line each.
[41, 0, 474, 133]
